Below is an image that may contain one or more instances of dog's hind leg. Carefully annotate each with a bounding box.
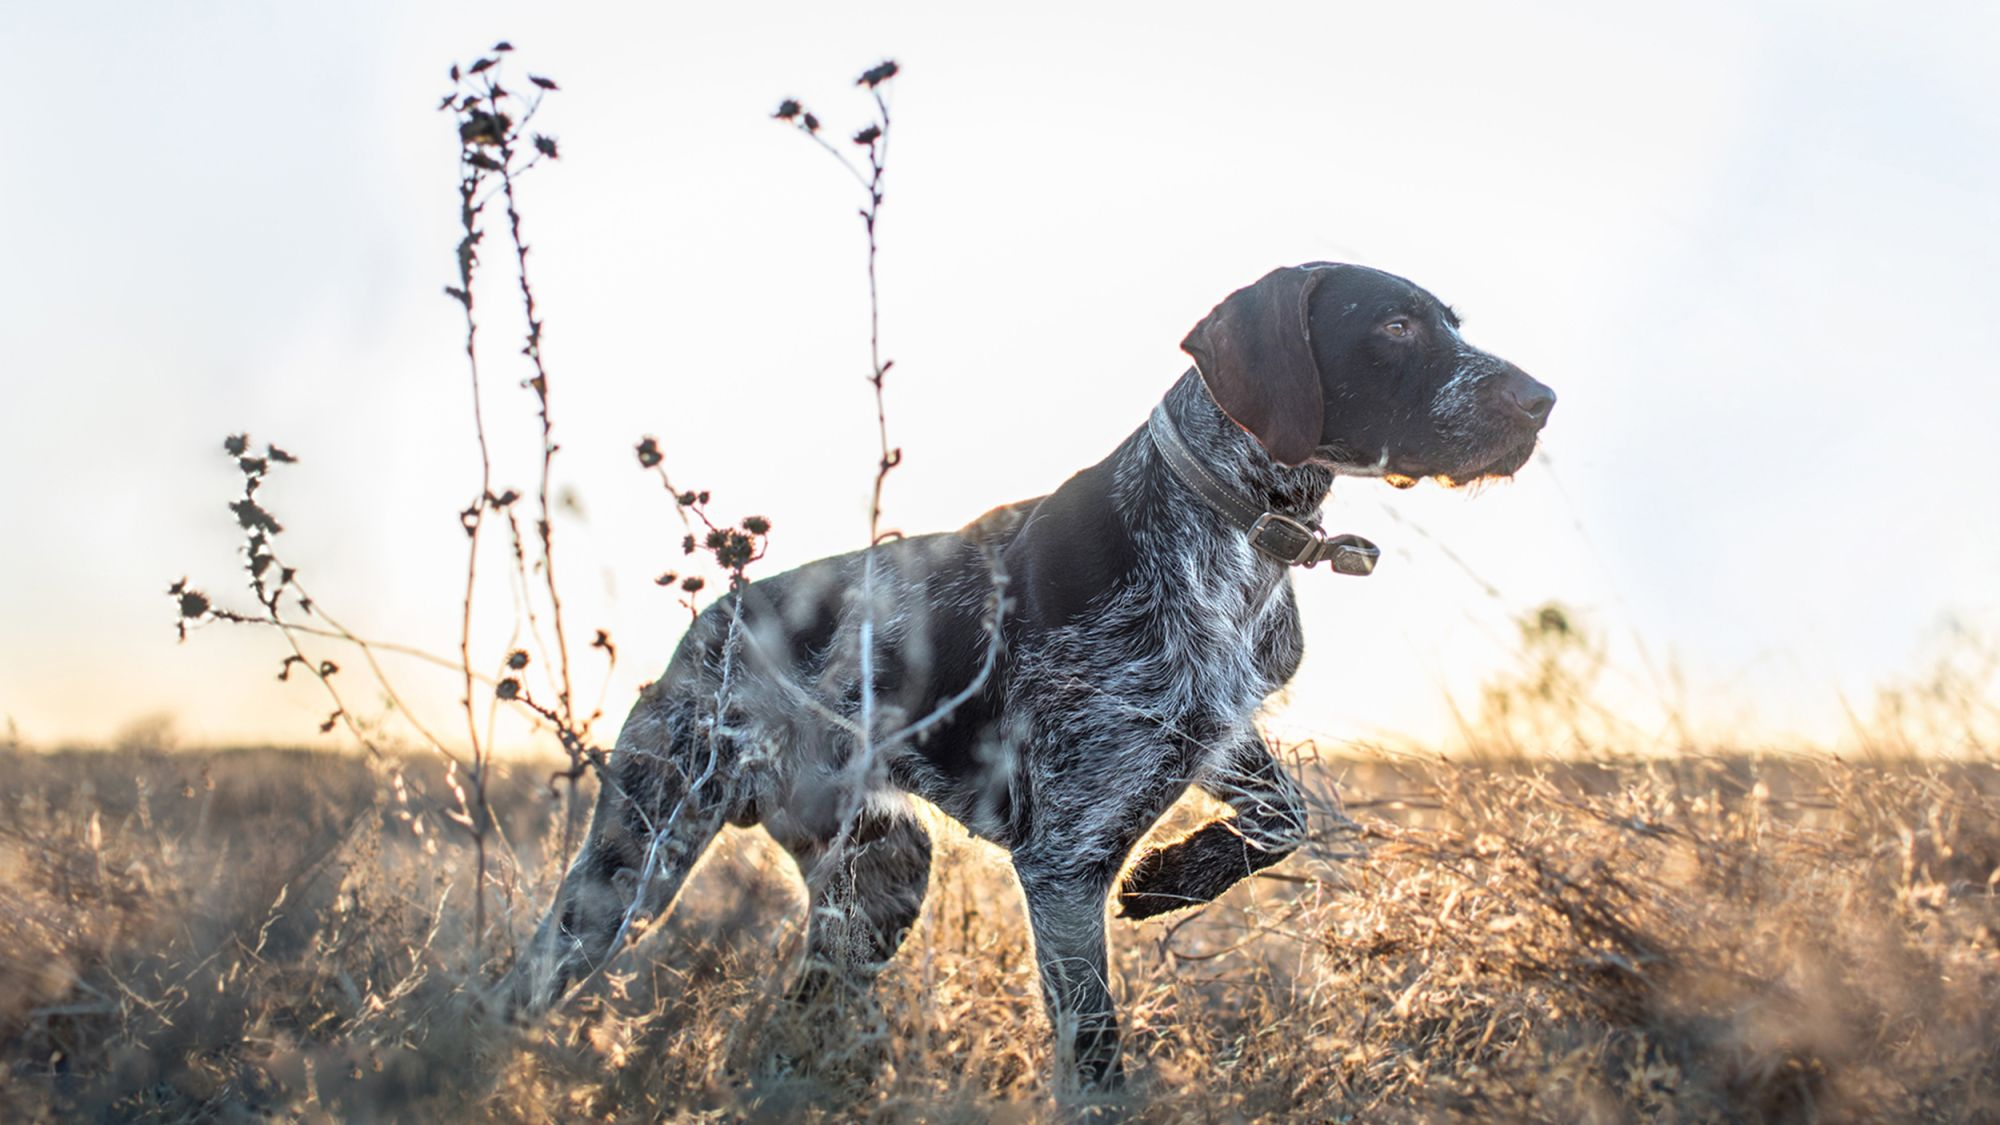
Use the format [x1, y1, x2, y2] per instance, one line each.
[1115, 736, 1308, 920]
[777, 803, 933, 1005]
[507, 706, 735, 1018]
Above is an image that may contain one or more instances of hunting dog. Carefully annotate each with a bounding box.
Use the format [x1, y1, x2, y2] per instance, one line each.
[506, 263, 1555, 1088]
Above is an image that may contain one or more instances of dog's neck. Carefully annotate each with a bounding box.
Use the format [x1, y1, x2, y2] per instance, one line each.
[1159, 369, 1333, 519]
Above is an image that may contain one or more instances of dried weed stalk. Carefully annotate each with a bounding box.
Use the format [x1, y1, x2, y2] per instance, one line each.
[167, 44, 614, 964]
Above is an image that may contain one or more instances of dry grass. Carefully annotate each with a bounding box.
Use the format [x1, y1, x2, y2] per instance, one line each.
[4, 744, 1999, 1122]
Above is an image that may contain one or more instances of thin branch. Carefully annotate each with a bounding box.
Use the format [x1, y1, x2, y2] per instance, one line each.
[494, 91, 578, 732]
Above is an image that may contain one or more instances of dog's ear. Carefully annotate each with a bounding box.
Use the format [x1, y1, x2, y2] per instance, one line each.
[1180, 265, 1329, 467]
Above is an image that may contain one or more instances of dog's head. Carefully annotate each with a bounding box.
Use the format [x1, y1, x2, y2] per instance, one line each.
[1182, 263, 1554, 487]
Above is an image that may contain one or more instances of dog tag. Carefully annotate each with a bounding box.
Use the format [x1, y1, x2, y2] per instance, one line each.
[1324, 534, 1379, 577]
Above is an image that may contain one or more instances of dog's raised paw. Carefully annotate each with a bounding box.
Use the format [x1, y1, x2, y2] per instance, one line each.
[1116, 847, 1192, 920]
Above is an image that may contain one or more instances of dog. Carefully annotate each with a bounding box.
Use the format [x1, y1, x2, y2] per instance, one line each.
[505, 262, 1555, 1089]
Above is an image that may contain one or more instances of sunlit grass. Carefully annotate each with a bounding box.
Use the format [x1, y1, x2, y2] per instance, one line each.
[5, 736, 1998, 1121]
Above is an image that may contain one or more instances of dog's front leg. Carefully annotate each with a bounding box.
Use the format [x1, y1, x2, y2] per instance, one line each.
[1013, 858, 1124, 1092]
[1010, 754, 1192, 1093]
[1116, 737, 1307, 920]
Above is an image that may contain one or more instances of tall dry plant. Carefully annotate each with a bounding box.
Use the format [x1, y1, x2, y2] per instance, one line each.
[161, 44, 1010, 1021]
[165, 43, 781, 966]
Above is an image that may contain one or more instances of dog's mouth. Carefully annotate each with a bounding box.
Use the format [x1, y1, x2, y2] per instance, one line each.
[1382, 433, 1541, 491]
[1314, 414, 1545, 489]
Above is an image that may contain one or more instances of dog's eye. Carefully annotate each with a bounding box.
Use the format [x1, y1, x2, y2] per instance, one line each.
[1382, 318, 1413, 338]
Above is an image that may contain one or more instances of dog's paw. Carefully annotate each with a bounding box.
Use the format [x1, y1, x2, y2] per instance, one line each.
[1116, 846, 1194, 920]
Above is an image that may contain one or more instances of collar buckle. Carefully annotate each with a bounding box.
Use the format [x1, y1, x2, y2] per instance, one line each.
[1248, 511, 1322, 566]
[1248, 512, 1379, 576]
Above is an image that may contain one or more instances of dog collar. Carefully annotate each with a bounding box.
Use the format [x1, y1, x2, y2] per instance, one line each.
[1147, 404, 1379, 575]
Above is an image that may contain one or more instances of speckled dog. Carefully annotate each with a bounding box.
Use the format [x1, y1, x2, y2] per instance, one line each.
[506, 263, 1556, 1089]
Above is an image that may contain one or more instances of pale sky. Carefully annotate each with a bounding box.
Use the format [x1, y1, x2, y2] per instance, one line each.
[3, 1, 1996, 753]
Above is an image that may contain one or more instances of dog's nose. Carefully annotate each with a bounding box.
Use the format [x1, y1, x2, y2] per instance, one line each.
[1502, 374, 1556, 423]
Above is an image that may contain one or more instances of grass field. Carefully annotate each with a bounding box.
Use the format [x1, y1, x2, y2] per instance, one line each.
[5, 743, 1999, 1122]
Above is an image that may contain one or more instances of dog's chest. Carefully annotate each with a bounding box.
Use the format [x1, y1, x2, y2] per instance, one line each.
[1144, 539, 1292, 708]
[1024, 527, 1292, 762]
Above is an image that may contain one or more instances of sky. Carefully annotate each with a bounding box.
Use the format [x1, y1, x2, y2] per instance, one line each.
[2, 0, 1996, 754]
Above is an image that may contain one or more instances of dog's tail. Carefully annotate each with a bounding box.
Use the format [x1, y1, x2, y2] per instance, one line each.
[504, 704, 734, 1020]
